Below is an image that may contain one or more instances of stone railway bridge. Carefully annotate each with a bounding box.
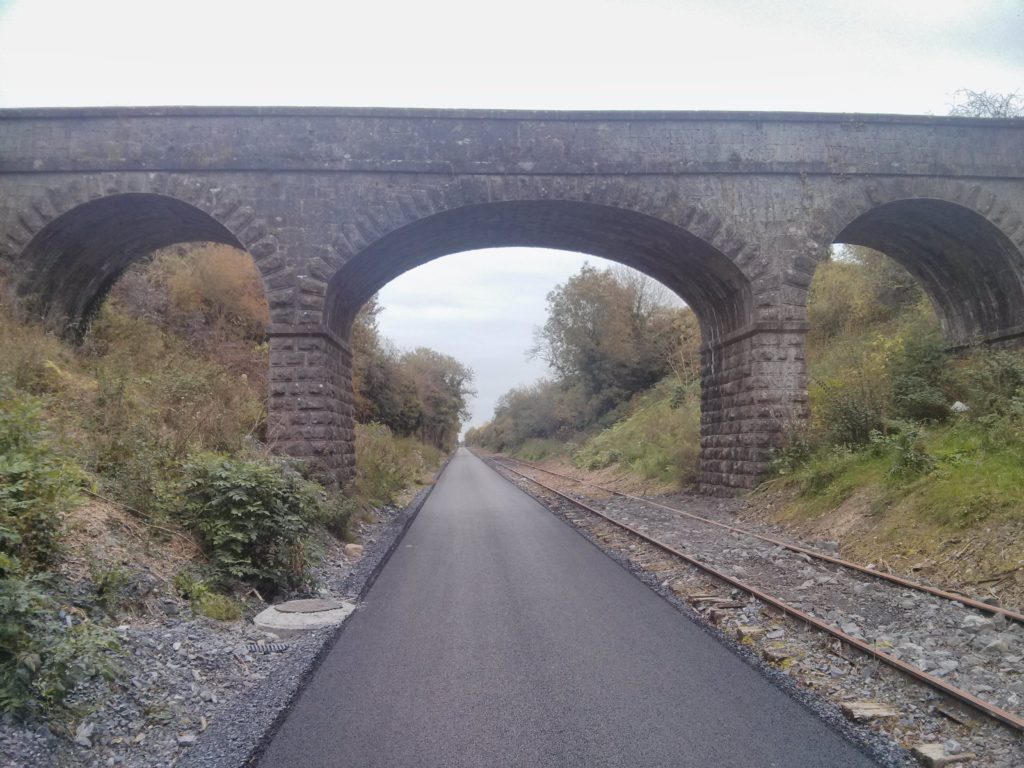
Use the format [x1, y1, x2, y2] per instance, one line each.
[1, 107, 1023, 494]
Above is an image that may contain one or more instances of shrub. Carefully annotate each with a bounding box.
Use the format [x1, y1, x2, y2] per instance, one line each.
[355, 423, 414, 505]
[814, 377, 885, 447]
[573, 376, 701, 485]
[870, 429, 936, 479]
[0, 386, 83, 570]
[956, 348, 1024, 417]
[319, 496, 362, 541]
[180, 453, 321, 596]
[890, 336, 951, 422]
[0, 546, 118, 719]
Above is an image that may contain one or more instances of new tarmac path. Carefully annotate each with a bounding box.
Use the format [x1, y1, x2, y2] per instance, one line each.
[256, 448, 877, 767]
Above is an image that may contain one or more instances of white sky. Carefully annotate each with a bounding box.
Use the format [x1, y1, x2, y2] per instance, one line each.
[1, 0, 1021, 429]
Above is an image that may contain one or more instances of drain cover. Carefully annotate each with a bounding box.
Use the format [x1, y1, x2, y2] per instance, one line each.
[274, 599, 345, 614]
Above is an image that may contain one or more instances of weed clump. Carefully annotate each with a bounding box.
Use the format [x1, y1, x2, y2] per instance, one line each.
[172, 571, 244, 621]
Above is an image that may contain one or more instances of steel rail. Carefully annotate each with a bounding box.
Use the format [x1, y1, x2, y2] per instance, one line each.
[493, 457, 1024, 733]
[499, 456, 1024, 625]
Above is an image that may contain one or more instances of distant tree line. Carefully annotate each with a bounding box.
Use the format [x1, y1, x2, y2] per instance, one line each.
[466, 264, 699, 451]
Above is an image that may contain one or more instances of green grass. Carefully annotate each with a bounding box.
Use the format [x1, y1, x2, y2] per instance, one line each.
[573, 377, 700, 486]
[779, 420, 1024, 532]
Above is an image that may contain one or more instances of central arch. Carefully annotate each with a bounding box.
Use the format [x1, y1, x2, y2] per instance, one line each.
[317, 199, 783, 495]
[325, 200, 753, 346]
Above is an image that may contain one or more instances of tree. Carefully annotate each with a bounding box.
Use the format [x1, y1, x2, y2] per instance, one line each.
[530, 264, 690, 423]
[400, 348, 475, 451]
[949, 89, 1023, 118]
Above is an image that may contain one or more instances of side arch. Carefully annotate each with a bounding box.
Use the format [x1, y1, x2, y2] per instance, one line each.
[13, 191, 254, 335]
[816, 181, 1024, 346]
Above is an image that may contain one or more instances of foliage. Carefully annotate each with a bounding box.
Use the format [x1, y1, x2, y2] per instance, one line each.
[355, 423, 442, 505]
[890, 335, 951, 422]
[777, 240, 1024, 536]
[0, 549, 118, 719]
[111, 243, 269, 349]
[352, 298, 475, 451]
[79, 307, 267, 512]
[179, 453, 321, 596]
[400, 348, 475, 451]
[513, 438, 569, 462]
[807, 246, 926, 348]
[355, 423, 412, 505]
[870, 428, 936, 479]
[172, 571, 244, 621]
[955, 349, 1024, 417]
[530, 264, 696, 424]
[470, 264, 700, 473]
[573, 376, 701, 485]
[0, 386, 83, 570]
[89, 564, 133, 616]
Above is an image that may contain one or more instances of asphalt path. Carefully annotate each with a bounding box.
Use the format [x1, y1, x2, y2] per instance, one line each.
[256, 448, 877, 767]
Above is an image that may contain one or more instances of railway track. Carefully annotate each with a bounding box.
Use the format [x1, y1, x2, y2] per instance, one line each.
[489, 455, 1024, 736]
[501, 456, 1024, 625]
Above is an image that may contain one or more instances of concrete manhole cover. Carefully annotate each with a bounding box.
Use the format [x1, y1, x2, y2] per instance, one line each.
[275, 599, 345, 614]
[253, 599, 357, 637]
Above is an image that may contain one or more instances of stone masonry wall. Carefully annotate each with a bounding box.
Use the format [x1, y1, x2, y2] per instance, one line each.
[699, 326, 809, 494]
[267, 332, 355, 490]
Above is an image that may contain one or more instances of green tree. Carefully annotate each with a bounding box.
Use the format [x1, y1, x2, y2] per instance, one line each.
[400, 348, 475, 451]
[531, 264, 688, 423]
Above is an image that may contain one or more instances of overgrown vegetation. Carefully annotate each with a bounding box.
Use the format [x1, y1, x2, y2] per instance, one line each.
[772, 246, 1024, 543]
[468, 239, 1024, 556]
[180, 453, 322, 596]
[352, 297, 475, 452]
[0, 241, 460, 722]
[0, 389, 117, 720]
[574, 376, 701, 485]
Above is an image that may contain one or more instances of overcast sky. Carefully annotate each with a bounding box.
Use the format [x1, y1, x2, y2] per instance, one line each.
[1, 0, 1022, 429]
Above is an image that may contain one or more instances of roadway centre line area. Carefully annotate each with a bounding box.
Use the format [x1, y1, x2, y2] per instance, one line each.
[255, 448, 884, 768]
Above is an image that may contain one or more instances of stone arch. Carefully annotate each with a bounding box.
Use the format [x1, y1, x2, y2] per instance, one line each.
[816, 180, 1024, 347]
[324, 199, 755, 347]
[14, 193, 247, 334]
[6, 176, 290, 332]
[295, 195, 799, 496]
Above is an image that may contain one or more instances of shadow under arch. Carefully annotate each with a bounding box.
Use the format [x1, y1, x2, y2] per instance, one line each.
[15, 192, 246, 336]
[324, 200, 754, 346]
[833, 198, 1024, 347]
